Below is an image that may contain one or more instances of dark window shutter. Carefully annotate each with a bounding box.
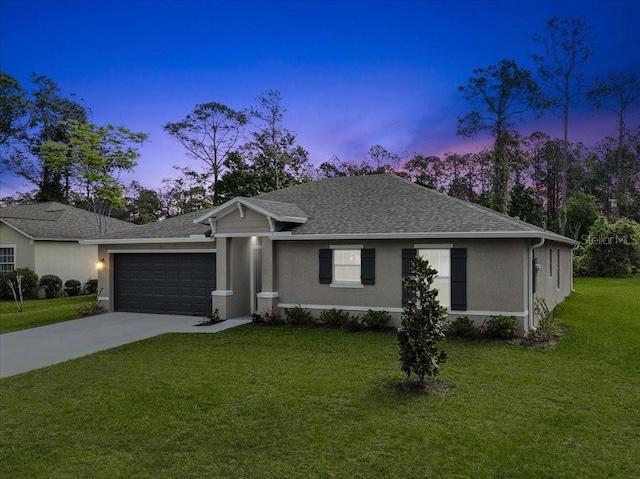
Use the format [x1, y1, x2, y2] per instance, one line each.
[532, 255, 537, 294]
[450, 248, 467, 311]
[319, 249, 332, 284]
[401, 249, 416, 305]
[361, 249, 375, 285]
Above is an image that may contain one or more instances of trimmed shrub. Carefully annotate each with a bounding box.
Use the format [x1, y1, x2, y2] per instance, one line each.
[85, 279, 98, 294]
[39, 274, 63, 298]
[485, 315, 519, 339]
[361, 309, 392, 329]
[319, 308, 350, 326]
[64, 279, 82, 297]
[343, 314, 365, 332]
[447, 315, 475, 337]
[285, 305, 314, 325]
[0, 268, 39, 300]
[252, 309, 285, 325]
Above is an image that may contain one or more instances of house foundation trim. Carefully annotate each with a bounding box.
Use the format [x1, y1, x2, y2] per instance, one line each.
[257, 292, 279, 298]
[278, 303, 404, 313]
[212, 290, 234, 296]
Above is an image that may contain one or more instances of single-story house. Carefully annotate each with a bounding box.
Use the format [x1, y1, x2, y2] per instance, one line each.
[0, 202, 137, 287]
[85, 174, 579, 334]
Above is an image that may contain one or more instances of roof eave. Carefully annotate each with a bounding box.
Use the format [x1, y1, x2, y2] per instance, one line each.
[80, 237, 216, 245]
[272, 230, 580, 245]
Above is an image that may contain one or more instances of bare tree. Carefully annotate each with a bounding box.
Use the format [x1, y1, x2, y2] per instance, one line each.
[588, 72, 640, 216]
[457, 59, 545, 213]
[164, 102, 247, 203]
[533, 16, 594, 221]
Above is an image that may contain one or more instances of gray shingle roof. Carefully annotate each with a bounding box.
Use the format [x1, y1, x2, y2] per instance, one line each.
[0, 202, 137, 240]
[82, 175, 576, 244]
[242, 198, 309, 220]
[96, 209, 211, 239]
[256, 174, 552, 235]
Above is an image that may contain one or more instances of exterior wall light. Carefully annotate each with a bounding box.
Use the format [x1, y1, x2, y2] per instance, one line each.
[96, 258, 105, 270]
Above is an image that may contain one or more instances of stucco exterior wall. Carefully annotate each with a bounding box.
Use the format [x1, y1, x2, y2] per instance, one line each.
[532, 240, 573, 325]
[273, 238, 530, 328]
[34, 241, 98, 283]
[0, 223, 35, 271]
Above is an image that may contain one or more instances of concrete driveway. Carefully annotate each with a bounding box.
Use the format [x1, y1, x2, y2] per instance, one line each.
[0, 313, 251, 379]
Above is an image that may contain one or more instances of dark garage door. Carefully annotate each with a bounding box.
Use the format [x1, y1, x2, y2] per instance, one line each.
[114, 253, 216, 316]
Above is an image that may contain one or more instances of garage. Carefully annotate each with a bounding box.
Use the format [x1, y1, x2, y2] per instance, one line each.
[114, 253, 216, 316]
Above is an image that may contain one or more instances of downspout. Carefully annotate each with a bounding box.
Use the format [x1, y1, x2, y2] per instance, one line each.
[528, 238, 545, 332]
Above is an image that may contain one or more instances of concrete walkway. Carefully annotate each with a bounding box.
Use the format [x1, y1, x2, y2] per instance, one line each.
[0, 313, 251, 379]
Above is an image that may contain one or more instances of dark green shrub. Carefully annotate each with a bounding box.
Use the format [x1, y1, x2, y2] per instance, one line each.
[580, 218, 640, 277]
[252, 309, 285, 325]
[39, 274, 63, 298]
[320, 308, 350, 326]
[447, 315, 475, 337]
[361, 309, 392, 329]
[85, 279, 98, 294]
[397, 256, 447, 383]
[343, 314, 365, 332]
[285, 305, 313, 325]
[0, 268, 39, 300]
[64, 279, 82, 296]
[485, 315, 519, 339]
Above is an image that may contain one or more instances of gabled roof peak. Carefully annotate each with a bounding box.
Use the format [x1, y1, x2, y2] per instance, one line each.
[192, 197, 309, 225]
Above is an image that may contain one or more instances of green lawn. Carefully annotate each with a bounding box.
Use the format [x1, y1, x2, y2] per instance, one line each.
[1, 278, 638, 478]
[0, 295, 97, 334]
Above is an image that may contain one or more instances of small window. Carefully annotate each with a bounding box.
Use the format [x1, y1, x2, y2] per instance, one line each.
[557, 249, 560, 289]
[0, 246, 16, 276]
[333, 249, 361, 284]
[549, 248, 553, 277]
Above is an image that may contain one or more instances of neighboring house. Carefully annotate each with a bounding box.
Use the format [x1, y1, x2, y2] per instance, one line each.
[85, 175, 579, 334]
[0, 202, 137, 287]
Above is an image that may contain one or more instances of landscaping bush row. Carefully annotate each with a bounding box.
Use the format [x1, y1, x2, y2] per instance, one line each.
[446, 303, 563, 342]
[445, 315, 520, 339]
[0, 268, 98, 300]
[252, 306, 393, 332]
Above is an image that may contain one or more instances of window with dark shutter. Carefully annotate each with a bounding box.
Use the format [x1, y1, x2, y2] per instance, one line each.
[450, 248, 467, 311]
[361, 249, 375, 285]
[401, 248, 416, 305]
[319, 249, 332, 284]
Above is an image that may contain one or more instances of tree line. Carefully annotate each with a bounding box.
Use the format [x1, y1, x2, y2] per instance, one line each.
[1, 16, 639, 240]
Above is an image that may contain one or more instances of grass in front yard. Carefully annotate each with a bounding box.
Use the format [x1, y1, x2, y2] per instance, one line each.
[0, 295, 97, 334]
[1, 278, 638, 478]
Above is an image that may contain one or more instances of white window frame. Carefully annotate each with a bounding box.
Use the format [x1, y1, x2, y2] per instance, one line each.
[417, 247, 451, 309]
[0, 244, 16, 276]
[330, 245, 363, 288]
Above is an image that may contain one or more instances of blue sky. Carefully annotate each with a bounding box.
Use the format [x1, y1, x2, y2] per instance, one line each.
[1, 0, 639, 195]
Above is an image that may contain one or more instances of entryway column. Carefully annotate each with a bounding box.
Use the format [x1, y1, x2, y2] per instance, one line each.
[257, 237, 279, 313]
[212, 237, 233, 319]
